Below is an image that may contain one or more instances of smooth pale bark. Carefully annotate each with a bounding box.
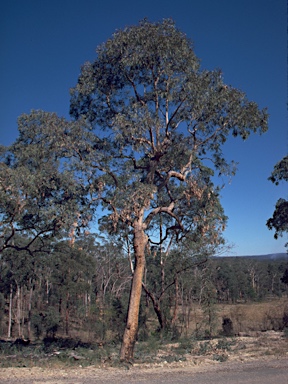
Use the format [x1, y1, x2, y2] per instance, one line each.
[7, 284, 13, 338]
[27, 284, 33, 339]
[120, 220, 147, 362]
[16, 283, 21, 337]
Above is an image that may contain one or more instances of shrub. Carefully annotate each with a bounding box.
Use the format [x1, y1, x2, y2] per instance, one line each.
[213, 353, 228, 362]
[215, 338, 235, 351]
[32, 309, 61, 340]
[222, 317, 234, 336]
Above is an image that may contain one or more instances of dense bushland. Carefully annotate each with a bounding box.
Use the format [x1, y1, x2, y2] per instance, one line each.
[0, 235, 287, 343]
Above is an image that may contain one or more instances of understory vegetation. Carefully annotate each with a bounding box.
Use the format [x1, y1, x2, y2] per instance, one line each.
[0, 298, 287, 368]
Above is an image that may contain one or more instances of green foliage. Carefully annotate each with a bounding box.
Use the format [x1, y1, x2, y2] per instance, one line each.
[173, 338, 195, 354]
[267, 199, 288, 240]
[134, 335, 161, 362]
[31, 313, 44, 339]
[267, 156, 288, 244]
[0, 111, 93, 255]
[212, 257, 288, 302]
[197, 341, 213, 355]
[31, 309, 61, 340]
[215, 338, 235, 351]
[107, 298, 127, 341]
[42, 308, 61, 338]
[268, 156, 288, 185]
[212, 353, 228, 362]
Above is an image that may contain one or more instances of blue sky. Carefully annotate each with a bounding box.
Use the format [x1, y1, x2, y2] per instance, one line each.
[0, 0, 287, 255]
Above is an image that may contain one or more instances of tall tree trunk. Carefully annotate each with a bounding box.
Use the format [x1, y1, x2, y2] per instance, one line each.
[120, 220, 147, 362]
[85, 283, 91, 317]
[27, 284, 33, 339]
[16, 283, 21, 337]
[65, 292, 70, 336]
[171, 275, 179, 327]
[7, 284, 13, 338]
[46, 279, 50, 304]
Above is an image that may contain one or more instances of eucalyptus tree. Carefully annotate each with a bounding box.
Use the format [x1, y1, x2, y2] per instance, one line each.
[267, 155, 288, 244]
[69, 19, 268, 361]
[0, 111, 92, 255]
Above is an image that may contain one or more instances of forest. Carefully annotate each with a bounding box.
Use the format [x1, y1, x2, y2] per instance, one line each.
[0, 237, 287, 343]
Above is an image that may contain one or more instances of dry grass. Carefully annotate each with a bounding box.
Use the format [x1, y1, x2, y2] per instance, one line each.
[183, 297, 288, 336]
[217, 298, 288, 334]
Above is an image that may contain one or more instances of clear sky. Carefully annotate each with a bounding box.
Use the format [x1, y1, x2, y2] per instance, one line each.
[0, 0, 287, 256]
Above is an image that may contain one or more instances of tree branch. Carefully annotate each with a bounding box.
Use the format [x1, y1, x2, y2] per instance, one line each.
[144, 202, 184, 234]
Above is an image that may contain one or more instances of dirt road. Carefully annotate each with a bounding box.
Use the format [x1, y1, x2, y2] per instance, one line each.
[1, 357, 288, 384]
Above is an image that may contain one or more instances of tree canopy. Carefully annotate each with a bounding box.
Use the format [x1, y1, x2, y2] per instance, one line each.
[0, 111, 92, 255]
[69, 19, 267, 246]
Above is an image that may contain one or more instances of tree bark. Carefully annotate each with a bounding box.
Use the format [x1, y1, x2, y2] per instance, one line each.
[7, 284, 13, 338]
[27, 284, 33, 339]
[120, 220, 147, 362]
[65, 292, 70, 336]
[16, 283, 21, 337]
[171, 275, 179, 327]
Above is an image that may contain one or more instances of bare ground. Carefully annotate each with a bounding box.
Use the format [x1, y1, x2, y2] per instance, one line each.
[0, 331, 287, 383]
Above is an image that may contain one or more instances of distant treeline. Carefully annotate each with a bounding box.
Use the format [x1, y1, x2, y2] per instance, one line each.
[211, 255, 288, 302]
